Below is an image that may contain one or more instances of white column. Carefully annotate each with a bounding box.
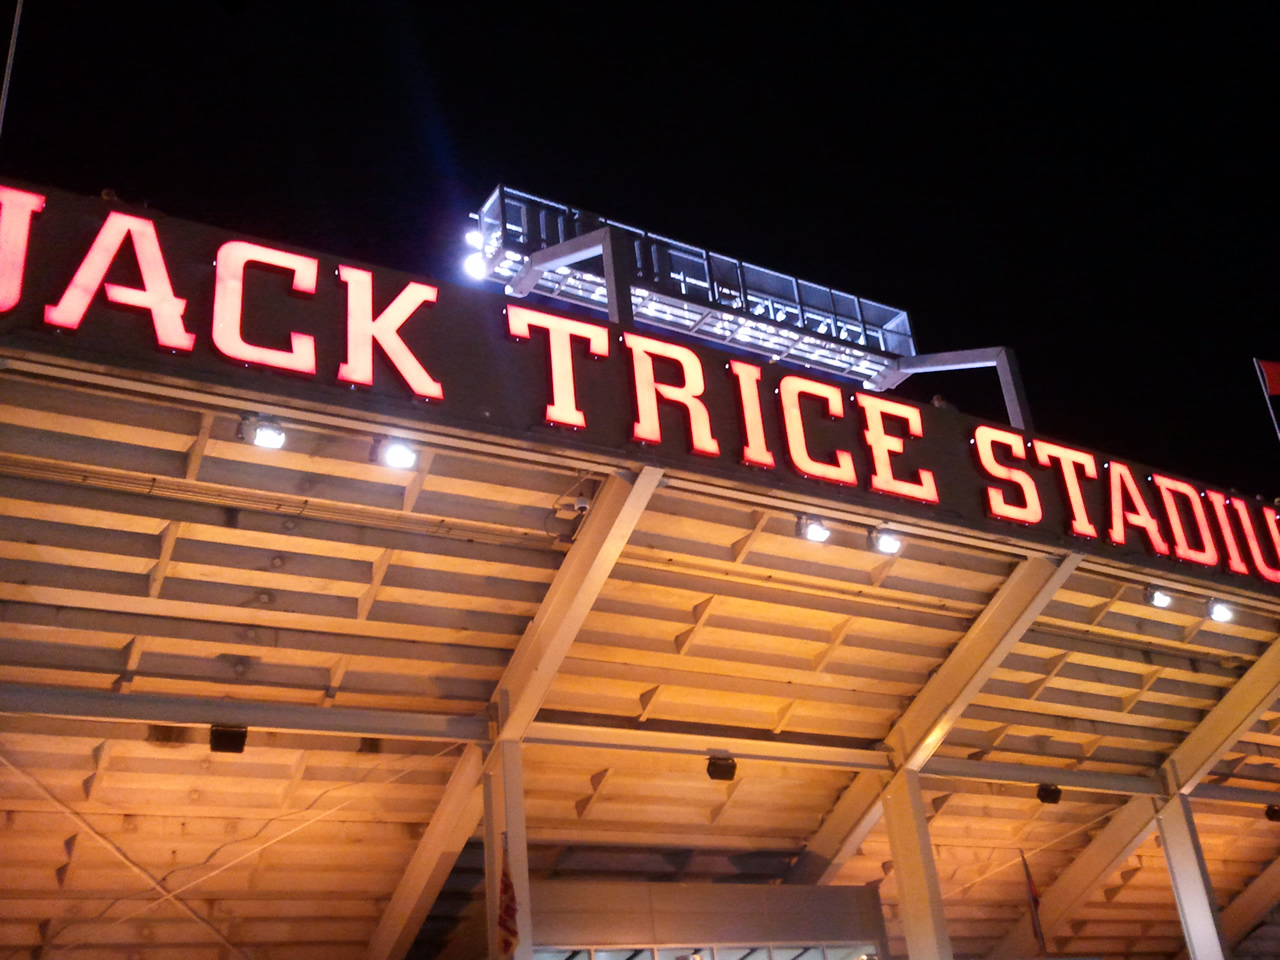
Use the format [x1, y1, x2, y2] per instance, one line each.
[483, 768, 504, 960]
[1157, 794, 1227, 960]
[500, 739, 534, 960]
[881, 768, 954, 960]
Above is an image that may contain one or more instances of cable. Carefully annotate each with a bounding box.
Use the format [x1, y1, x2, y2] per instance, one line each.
[3, 740, 465, 959]
[939, 807, 1117, 901]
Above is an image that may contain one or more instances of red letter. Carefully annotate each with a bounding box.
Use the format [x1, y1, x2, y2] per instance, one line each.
[974, 425, 1042, 524]
[1151, 475, 1218, 567]
[1033, 440, 1099, 538]
[337, 266, 443, 399]
[507, 305, 608, 427]
[1205, 490, 1250, 575]
[728, 360, 776, 468]
[212, 241, 316, 374]
[45, 212, 193, 350]
[623, 332, 720, 456]
[1107, 462, 1170, 555]
[0, 185, 45, 311]
[778, 375, 856, 485]
[1228, 499, 1280, 583]
[856, 393, 938, 503]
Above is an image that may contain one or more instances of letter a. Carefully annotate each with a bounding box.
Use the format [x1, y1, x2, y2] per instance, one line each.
[45, 212, 193, 350]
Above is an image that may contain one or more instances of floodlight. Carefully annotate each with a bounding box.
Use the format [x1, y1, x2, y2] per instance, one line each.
[464, 229, 483, 249]
[239, 415, 286, 450]
[797, 517, 831, 543]
[872, 528, 902, 554]
[1209, 600, 1233, 623]
[1146, 587, 1173, 609]
[463, 252, 486, 280]
[253, 424, 286, 449]
[381, 441, 418, 471]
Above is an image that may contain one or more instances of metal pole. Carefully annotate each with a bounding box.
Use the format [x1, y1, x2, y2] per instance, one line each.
[0, 0, 25, 145]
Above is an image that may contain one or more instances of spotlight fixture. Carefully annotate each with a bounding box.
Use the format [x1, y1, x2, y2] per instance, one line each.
[381, 440, 418, 471]
[1036, 783, 1062, 805]
[871, 527, 902, 555]
[463, 251, 487, 280]
[209, 725, 248, 754]
[1145, 587, 1173, 609]
[1209, 600, 1233, 624]
[706, 756, 736, 782]
[238, 415, 286, 450]
[796, 516, 831, 543]
[464, 229, 484, 249]
[1265, 805, 1280, 823]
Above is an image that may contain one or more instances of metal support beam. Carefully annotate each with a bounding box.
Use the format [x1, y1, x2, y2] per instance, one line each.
[1157, 794, 1227, 960]
[991, 629, 1280, 959]
[0, 682, 489, 742]
[373, 467, 661, 955]
[992, 795, 1159, 960]
[506, 226, 634, 326]
[367, 744, 485, 960]
[494, 466, 663, 741]
[869, 346, 1034, 431]
[882, 768, 954, 960]
[1200, 855, 1280, 957]
[788, 554, 1081, 884]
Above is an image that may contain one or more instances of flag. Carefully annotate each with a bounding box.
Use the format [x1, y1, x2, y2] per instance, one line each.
[1255, 359, 1280, 444]
[497, 832, 519, 960]
[1020, 849, 1047, 955]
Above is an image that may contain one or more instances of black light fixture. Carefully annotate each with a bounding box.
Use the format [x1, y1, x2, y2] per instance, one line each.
[1265, 805, 1280, 823]
[209, 725, 248, 754]
[1036, 783, 1062, 805]
[706, 756, 737, 781]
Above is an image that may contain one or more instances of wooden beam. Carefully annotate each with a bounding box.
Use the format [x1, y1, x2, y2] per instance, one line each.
[788, 553, 1082, 884]
[366, 743, 484, 960]
[494, 467, 663, 741]
[991, 628, 1280, 959]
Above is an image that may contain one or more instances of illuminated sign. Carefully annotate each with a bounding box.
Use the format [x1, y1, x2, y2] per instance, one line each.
[2, 178, 1278, 589]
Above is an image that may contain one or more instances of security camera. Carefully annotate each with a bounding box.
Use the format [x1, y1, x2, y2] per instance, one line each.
[574, 496, 590, 513]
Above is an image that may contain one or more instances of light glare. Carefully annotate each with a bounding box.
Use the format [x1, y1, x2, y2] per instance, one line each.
[464, 229, 483, 249]
[252, 424, 286, 449]
[801, 519, 831, 543]
[1209, 601, 1233, 623]
[1149, 589, 1173, 609]
[463, 252, 486, 280]
[382, 441, 417, 470]
[875, 531, 902, 554]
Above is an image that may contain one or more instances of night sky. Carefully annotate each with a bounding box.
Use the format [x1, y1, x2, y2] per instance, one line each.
[1, 4, 1275, 497]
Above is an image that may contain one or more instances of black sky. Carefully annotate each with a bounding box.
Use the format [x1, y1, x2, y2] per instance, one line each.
[1, 3, 1276, 496]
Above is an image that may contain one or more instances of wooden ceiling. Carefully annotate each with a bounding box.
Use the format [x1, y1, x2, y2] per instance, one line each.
[0, 353, 1278, 960]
